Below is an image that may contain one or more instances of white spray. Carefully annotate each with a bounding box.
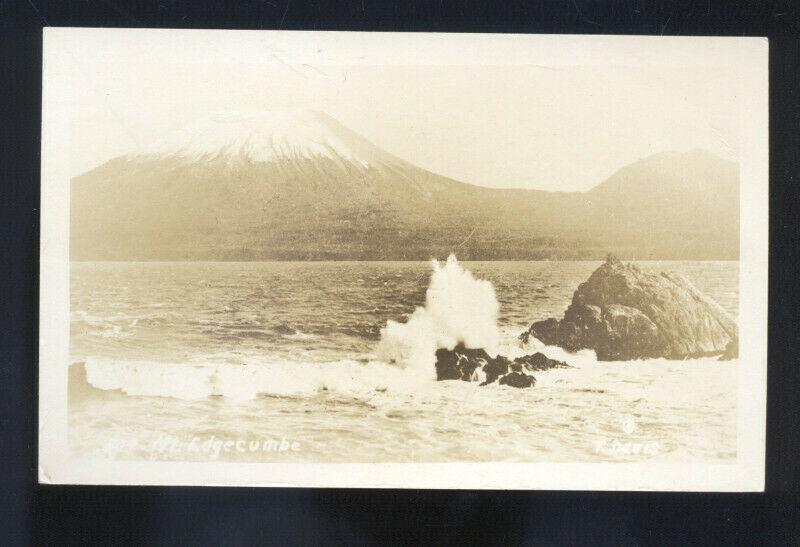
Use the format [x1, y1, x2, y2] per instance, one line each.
[376, 255, 501, 378]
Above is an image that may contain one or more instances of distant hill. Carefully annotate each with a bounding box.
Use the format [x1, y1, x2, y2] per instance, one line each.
[71, 110, 739, 261]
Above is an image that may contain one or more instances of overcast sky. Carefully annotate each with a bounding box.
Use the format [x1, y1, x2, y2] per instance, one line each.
[65, 34, 740, 192]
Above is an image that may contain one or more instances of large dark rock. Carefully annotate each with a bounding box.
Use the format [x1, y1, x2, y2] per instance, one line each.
[434, 346, 494, 381]
[480, 354, 513, 385]
[434, 344, 569, 388]
[521, 256, 738, 361]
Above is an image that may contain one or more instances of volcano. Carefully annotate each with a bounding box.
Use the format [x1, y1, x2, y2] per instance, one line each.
[70, 110, 739, 261]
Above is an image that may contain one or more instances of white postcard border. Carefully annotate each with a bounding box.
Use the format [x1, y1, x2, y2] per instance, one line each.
[39, 29, 768, 490]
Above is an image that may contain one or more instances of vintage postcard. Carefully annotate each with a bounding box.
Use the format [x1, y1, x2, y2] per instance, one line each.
[39, 29, 768, 490]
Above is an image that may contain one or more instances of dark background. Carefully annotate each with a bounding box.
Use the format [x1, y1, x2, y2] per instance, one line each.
[2, 1, 799, 544]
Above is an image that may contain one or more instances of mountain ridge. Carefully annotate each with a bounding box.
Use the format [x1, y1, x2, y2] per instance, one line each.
[70, 111, 739, 261]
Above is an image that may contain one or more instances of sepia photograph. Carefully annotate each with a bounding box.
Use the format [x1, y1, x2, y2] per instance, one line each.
[38, 29, 768, 489]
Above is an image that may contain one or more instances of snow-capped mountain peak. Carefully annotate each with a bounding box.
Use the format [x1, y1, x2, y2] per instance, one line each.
[143, 109, 393, 168]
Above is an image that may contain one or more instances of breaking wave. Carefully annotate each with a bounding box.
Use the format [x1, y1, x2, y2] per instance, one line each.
[71, 255, 601, 401]
[76, 357, 435, 402]
[376, 255, 500, 378]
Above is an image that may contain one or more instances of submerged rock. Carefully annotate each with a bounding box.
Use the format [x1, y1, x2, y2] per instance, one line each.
[498, 372, 536, 388]
[521, 256, 739, 361]
[270, 324, 298, 335]
[513, 352, 573, 372]
[434, 344, 569, 388]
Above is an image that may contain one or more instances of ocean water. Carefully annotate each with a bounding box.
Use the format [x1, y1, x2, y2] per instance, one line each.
[69, 260, 739, 463]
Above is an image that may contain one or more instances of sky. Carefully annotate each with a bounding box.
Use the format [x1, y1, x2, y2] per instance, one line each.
[63, 32, 741, 192]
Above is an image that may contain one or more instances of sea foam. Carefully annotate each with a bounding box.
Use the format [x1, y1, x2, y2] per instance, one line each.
[79, 357, 426, 401]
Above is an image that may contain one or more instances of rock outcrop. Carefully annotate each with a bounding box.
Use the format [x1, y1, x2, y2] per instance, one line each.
[521, 256, 738, 361]
[719, 338, 739, 361]
[434, 344, 569, 388]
